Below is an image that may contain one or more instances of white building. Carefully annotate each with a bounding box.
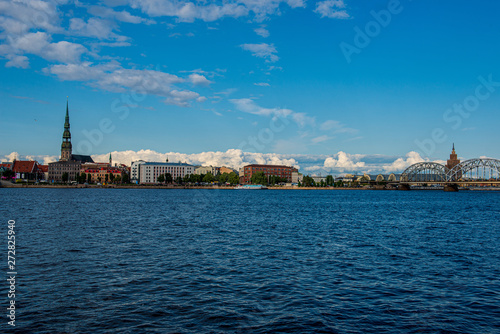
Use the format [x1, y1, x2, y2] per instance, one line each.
[131, 160, 146, 184]
[194, 166, 217, 175]
[138, 162, 196, 184]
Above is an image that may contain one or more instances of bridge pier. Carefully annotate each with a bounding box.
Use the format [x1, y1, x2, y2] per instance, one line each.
[398, 183, 411, 191]
[444, 184, 459, 192]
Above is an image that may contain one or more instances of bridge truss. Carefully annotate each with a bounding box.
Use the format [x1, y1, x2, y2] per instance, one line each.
[400, 158, 500, 183]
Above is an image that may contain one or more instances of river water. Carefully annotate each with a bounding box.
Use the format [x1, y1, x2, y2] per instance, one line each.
[2, 188, 499, 333]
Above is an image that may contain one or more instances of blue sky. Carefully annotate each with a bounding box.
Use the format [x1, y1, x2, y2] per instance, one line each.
[1, 0, 499, 174]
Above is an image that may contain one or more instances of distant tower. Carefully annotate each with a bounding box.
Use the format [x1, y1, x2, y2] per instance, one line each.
[446, 143, 461, 179]
[60, 98, 72, 161]
[109, 153, 112, 166]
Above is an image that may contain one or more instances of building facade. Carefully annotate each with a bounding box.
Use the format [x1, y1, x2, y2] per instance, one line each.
[135, 162, 196, 184]
[241, 164, 298, 184]
[446, 144, 462, 180]
[48, 100, 94, 182]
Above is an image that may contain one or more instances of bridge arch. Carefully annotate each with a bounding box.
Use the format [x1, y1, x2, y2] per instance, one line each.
[400, 162, 448, 183]
[447, 158, 500, 181]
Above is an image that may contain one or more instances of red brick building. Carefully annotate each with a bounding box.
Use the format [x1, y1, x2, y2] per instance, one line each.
[241, 164, 298, 184]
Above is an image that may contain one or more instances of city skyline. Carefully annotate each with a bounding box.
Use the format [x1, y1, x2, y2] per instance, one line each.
[1, 0, 500, 174]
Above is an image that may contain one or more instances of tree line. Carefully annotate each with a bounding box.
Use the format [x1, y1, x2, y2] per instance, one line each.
[157, 172, 240, 185]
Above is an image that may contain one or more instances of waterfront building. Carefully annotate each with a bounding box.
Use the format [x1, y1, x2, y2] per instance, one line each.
[48, 100, 94, 182]
[292, 171, 303, 184]
[134, 161, 196, 184]
[11, 160, 43, 181]
[195, 166, 217, 175]
[131, 160, 146, 183]
[219, 166, 238, 175]
[82, 167, 123, 183]
[241, 164, 298, 184]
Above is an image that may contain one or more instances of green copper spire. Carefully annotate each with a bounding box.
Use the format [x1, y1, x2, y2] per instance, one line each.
[61, 97, 72, 161]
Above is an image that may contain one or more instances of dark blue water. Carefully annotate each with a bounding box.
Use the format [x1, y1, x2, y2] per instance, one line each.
[1, 189, 499, 333]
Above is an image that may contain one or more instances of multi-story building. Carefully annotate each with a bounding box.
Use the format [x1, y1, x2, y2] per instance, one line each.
[48, 100, 94, 182]
[241, 164, 298, 184]
[194, 166, 217, 175]
[446, 144, 462, 180]
[81, 167, 123, 183]
[219, 166, 238, 175]
[131, 160, 146, 183]
[134, 161, 196, 184]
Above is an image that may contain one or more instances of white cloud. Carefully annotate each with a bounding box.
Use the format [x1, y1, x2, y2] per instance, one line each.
[2, 31, 87, 65]
[240, 43, 279, 62]
[382, 151, 426, 173]
[188, 73, 212, 86]
[311, 135, 331, 143]
[254, 26, 269, 38]
[91, 149, 299, 170]
[315, 0, 350, 19]
[320, 119, 358, 134]
[254, 82, 270, 86]
[69, 17, 127, 41]
[323, 151, 365, 170]
[128, 0, 305, 22]
[230, 98, 316, 128]
[88, 5, 154, 24]
[45, 62, 205, 107]
[5, 54, 29, 68]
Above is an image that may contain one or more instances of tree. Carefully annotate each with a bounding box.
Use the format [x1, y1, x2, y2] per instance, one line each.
[203, 172, 214, 183]
[251, 171, 267, 185]
[301, 175, 315, 187]
[157, 174, 165, 183]
[183, 174, 191, 183]
[105, 174, 109, 183]
[109, 173, 115, 183]
[228, 172, 239, 185]
[62, 172, 69, 183]
[219, 172, 229, 184]
[325, 175, 334, 186]
[87, 173, 92, 184]
[122, 173, 129, 184]
[175, 176, 183, 184]
[1, 169, 15, 180]
[79, 172, 86, 184]
[165, 173, 173, 184]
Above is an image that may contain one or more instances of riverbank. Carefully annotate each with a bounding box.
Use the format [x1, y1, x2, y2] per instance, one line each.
[0, 182, 371, 190]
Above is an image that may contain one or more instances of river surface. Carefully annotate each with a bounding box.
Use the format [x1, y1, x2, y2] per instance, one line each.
[1, 188, 499, 333]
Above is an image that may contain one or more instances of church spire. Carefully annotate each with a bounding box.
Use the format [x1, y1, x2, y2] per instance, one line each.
[60, 97, 72, 161]
[452, 143, 455, 154]
[109, 153, 112, 166]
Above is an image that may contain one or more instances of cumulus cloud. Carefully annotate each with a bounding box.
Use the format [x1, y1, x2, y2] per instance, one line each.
[69, 17, 127, 41]
[240, 43, 279, 62]
[128, 0, 305, 22]
[188, 73, 212, 86]
[315, 0, 350, 19]
[324, 151, 365, 170]
[1, 31, 87, 65]
[91, 149, 299, 170]
[381, 151, 426, 173]
[88, 5, 154, 24]
[45, 62, 205, 107]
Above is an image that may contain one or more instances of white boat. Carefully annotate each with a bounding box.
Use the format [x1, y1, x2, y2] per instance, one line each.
[234, 184, 268, 190]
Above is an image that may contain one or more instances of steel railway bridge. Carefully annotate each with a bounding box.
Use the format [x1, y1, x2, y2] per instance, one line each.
[397, 158, 500, 191]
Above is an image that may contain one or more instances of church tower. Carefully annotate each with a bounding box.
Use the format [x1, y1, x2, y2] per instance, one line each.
[60, 99, 72, 161]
